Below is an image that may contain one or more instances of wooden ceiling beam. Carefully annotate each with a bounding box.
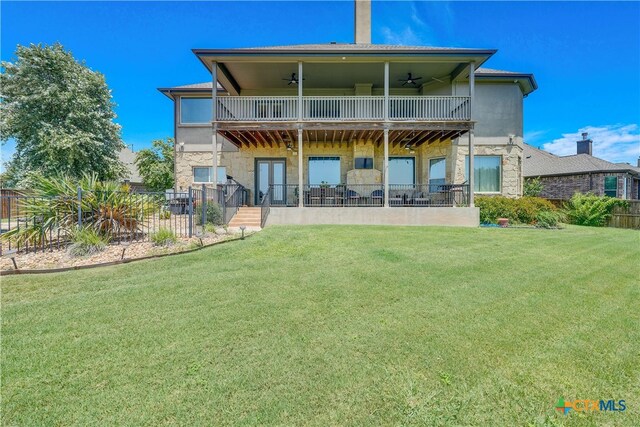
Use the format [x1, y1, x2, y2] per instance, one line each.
[222, 131, 244, 148]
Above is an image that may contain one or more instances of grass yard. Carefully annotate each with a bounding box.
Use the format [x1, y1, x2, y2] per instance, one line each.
[2, 225, 639, 426]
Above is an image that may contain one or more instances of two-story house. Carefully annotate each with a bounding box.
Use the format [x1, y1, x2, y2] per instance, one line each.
[159, 1, 536, 227]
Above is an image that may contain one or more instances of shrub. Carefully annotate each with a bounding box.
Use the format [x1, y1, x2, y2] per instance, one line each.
[150, 227, 177, 246]
[523, 177, 544, 197]
[67, 226, 109, 257]
[159, 208, 171, 220]
[476, 196, 557, 225]
[197, 203, 224, 226]
[0, 173, 158, 248]
[515, 197, 557, 224]
[535, 210, 562, 229]
[564, 193, 627, 227]
[476, 196, 517, 224]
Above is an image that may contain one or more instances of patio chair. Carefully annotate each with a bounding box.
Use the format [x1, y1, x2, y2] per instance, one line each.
[323, 187, 337, 206]
[371, 189, 384, 206]
[410, 191, 431, 206]
[389, 190, 405, 206]
[308, 187, 322, 206]
[345, 189, 360, 206]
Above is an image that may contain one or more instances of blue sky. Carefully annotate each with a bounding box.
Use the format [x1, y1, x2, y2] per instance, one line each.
[2, 1, 639, 169]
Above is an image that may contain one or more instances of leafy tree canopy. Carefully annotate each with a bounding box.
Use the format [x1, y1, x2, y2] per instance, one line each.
[0, 43, 125, 187]
[135, 138, 174, 191]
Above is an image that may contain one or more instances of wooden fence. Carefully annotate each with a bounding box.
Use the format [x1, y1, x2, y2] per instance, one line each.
[544, 197, 640, 230]
[0, 189, 26, 218]
[608, 200, 640, 229]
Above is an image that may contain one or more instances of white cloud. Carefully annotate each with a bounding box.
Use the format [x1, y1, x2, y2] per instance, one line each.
[381, 26, 422, 46]
[542, 124, 640, 164]
[524, 130, 548, 144]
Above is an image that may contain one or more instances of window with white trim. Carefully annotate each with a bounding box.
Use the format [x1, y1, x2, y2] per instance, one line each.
[180, 98, 212, 124]
[465, 156, 502, 193]
[604, 176, 617, 198]
[193, 167, 227, 184]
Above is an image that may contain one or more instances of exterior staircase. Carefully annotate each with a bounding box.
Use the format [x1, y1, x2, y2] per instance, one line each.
[228, 207, 262, 228]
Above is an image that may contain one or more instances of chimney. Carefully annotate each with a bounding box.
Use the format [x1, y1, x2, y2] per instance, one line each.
[577, 132, 593, 156]
[355, 0, 371, 44]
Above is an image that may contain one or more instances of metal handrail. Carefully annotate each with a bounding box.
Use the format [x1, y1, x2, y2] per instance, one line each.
[260, 186, 271, 228]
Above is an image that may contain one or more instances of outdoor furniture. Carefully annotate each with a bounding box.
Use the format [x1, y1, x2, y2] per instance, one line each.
[411, 191, 431, 206]
[371, 189, 383, 206]
[389, 190, 405, 206]
[323, 188, 337, 206]
[345, 189, 360, 206]
[308, 187, 323, 206]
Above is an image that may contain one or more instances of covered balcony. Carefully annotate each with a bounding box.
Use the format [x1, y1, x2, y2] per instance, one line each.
[216, 95, 470, 123]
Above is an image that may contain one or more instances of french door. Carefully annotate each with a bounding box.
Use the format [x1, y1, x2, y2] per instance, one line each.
[255, 159, 286, 205]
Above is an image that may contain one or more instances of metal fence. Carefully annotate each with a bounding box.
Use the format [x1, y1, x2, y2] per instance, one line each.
[262, 183, 469, 207]
[0, 184, 247, 255]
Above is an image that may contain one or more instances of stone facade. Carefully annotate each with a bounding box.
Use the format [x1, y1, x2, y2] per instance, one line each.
[175, 137, 524, 204]
[452, 141, 523, 198]
[535, 172, 639, 200]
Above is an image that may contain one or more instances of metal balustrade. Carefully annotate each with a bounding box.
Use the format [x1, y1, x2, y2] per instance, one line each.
[215, 96, 470, 122]
[261, 184, 469, 208]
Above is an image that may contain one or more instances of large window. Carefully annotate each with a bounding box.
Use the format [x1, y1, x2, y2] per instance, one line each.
[308, 157, 340, 185]
[428, 158, 446, 190]
[180, 98, 212, 124]
[465, 156, 501, 193]
[193, 167, 227, 184]
[389, 157, 415, 185]
[604, 176, 618, 198]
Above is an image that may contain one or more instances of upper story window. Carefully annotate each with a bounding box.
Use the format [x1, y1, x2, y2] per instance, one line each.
[604, 176, 618, 198]
[465, 156, 501, 193]
[180, 97, 212, 124]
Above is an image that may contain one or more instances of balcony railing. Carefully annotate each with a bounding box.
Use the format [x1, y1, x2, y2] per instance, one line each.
[261, 184, 469, 207]
[216, 96, 470, 122]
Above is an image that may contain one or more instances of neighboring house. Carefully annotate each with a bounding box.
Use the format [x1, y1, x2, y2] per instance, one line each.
[118, 147, 144, 190]
[158, 0, 537, 226]
[524, 134, 640, 200]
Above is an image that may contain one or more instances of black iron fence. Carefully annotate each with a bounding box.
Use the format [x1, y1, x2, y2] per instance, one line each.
[262, 183, 469, 207]
[0, 184, 246, 255]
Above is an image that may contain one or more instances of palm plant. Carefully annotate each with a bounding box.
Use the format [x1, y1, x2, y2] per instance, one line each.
[1, 174, 159, 247]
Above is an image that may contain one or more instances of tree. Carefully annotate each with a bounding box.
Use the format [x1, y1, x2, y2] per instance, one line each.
[0, 43, 125, 186]
[135, 138, 174, 191]
[523, 177, 544, 197]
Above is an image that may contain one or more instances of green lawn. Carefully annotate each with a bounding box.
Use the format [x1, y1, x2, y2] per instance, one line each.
[2, 226, 639, 426]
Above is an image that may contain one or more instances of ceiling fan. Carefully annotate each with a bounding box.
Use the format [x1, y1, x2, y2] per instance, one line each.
[398, 73, 423, 86]
[282, 73, 304, 85]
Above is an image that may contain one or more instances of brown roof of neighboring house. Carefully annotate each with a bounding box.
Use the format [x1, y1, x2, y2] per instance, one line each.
[523, 144, 640, 177]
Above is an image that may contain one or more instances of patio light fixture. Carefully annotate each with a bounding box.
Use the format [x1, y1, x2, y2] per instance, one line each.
[120, 241, 130, 260]
[240, 225, 246, 240]
[2, 249, 18, 270]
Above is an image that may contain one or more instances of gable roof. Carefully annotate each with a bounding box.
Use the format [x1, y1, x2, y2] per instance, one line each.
[158, 82, 226, 99]
[523, 144, 640, 177]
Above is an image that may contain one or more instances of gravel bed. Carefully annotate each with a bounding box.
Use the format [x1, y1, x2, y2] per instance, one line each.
[1, 229, 246, 272]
